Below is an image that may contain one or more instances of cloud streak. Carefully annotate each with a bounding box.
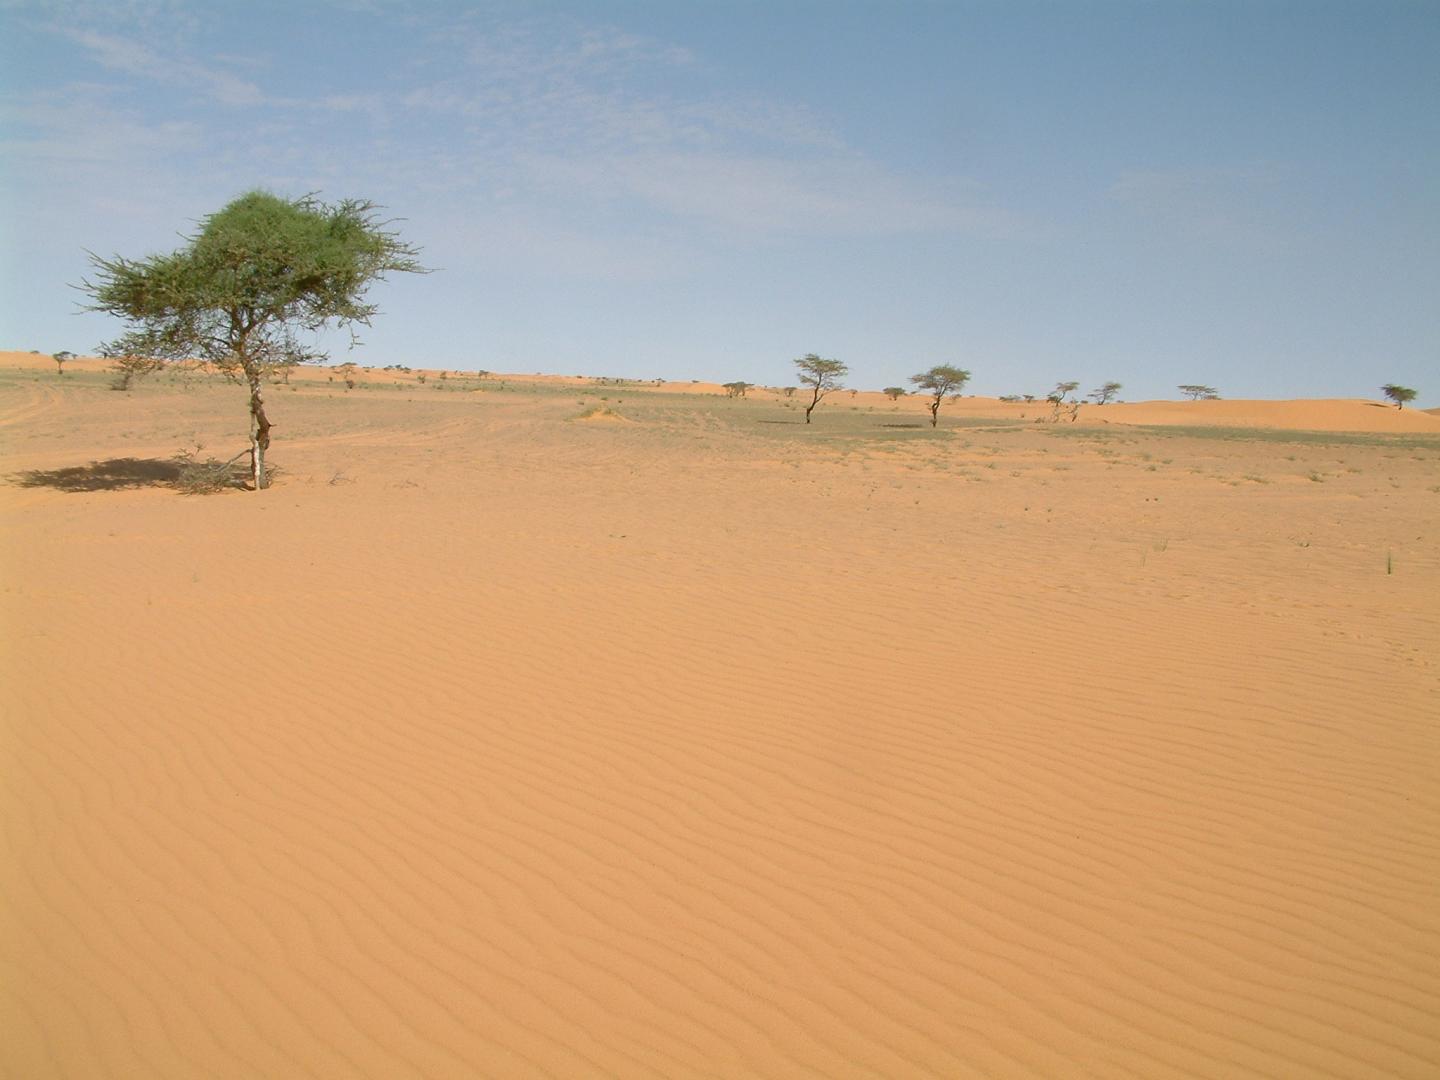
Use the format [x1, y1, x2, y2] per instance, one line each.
[4, 3, 1011, 284]
[62, 27, 267, 106]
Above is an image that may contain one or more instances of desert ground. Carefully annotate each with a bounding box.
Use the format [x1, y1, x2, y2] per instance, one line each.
[3, 349, 1438, 1079]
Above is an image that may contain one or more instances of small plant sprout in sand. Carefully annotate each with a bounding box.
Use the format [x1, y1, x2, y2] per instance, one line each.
[1179, 384, 1221, 400]
[1088, 381, 1122, 405]
[53, 350, 74, 375]
[82, 190, 425, 490]
[910, 365, 972, 427]
[793, 354, 848, 424]
[1381, 384, 1417, 410]
[883, 387, 906, 400]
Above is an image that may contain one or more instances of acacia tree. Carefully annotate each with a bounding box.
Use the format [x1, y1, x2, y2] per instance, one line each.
[1381, 384, 1417, 410]
[910, 364, 971, 427]
[723, 381, 752, 398]
[794, 354, 847, 423]
[52, 350, 74, 375]
[883, 386, 906, 400]
[1048, 380, 1080, 403]
[1088, 380, 1122, 404]
[82, 190, 424, 490]
[1179, 384, 1220, 400]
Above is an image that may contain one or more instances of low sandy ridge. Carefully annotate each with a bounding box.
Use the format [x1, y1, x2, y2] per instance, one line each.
[3, 353, 1438, 1078]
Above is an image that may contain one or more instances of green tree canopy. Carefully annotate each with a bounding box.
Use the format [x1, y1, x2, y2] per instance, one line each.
[1178, 384, 1220, 400]
[793, 354, 847, 423]
[1381, 384, 1418, 409]
[1088, 380, 1122, 404]
[910, 364, 971, 427]
[82, 190, 425, 489]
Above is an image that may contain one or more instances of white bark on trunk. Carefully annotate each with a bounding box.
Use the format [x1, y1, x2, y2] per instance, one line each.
[247, 372, 269, 491]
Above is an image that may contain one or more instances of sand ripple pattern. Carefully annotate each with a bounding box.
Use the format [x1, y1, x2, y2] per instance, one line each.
[4, 381, 1439, 1078]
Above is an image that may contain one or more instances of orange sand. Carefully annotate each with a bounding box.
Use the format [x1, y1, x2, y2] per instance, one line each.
[3, 351, 1438, 1078]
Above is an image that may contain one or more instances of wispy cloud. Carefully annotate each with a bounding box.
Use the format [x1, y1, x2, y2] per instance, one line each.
[60, 27, 268, 106]
[4, 3, 1011, 276]
[388, 14, 1001, 241]
[515, 151, 992, 238]
[1, 84, 201, 166]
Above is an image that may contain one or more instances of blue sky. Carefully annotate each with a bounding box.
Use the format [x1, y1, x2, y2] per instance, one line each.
[2, 0, 1436, 401]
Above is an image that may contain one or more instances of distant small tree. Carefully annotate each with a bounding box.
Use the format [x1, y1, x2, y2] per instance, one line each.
[1048, 380, 1080, 404]
[1381, 384, 1417, 410]
[910, 364, 971, 427]
[81, 190, 424, 489]
[107, 352, 163, 391]
[883, 387, 906, 400]
[793, 354, 847, 424]
[53, 350, 75, 375]
[782, 386, 797, 398]
[1178, 384, 1220, 400]
[1088, 380, 1122, 404]
[723, 381, 752, 398]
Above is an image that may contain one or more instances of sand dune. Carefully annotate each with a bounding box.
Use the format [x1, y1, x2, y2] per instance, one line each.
[3, 352, 1438, 1078]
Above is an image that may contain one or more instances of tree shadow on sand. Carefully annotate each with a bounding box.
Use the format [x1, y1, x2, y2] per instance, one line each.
[12, 457, 183, 493]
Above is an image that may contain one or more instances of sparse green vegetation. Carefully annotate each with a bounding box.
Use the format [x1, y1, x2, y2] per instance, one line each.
[794, 354, 848, 424]
[910, 364, 971, 428]
[1088, 381, 1122, 404]
[173, 446, 247, 495]
[1381, 384, 1417, 409]
[1049, 381, 1079, 403]
[108, 353, 163, 391]
[81, 190, 425, 489]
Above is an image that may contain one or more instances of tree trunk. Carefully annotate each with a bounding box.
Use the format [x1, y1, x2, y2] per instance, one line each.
[929, 400, 939, 427]
[247, 373, 272, 490]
